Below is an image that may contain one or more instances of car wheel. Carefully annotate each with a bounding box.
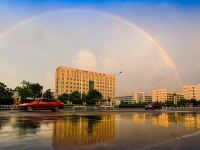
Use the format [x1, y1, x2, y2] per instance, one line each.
[27, 106, 33, 112]
[52, 107, 59, 112]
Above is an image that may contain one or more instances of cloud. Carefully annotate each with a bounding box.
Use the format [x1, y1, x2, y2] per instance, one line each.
[72, 49, 97, 70]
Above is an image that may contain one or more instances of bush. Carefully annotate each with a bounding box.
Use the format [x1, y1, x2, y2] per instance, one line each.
[119, 104, 146, 108]
[0, 98, 14, 105]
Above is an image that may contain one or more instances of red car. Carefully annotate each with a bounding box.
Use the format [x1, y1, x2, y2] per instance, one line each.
[19, 99, 64, 111]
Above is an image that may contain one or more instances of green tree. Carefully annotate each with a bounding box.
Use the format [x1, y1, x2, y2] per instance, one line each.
[70, 91, 81, 104]
[43, 89, 53, 99]
[177, 99, 187, 106]
[0, 82, 13, 98]
[15, 80, 43, 99]
[164, 100, 174, 107]
[57, 93, 70, 103]
[190, 98, 198, 107]
[30, 83, 43, 99]
[15, 86, 32, 100]
[87, 89, 103, 105]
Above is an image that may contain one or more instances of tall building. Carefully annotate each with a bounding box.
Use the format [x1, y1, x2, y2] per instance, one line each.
[183, 83, 200, 100]
[132, 92, 145, 103]
[55, 66, 116, 102]
[152, 89, 173, 102]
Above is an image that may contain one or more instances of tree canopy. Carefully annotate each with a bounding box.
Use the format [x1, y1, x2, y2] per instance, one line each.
[43, 89, 53, 99]
[0, 82, 13, 98]
[15, 80, 43, 99]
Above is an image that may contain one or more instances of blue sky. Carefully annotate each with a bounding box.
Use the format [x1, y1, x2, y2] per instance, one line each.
[0, 0, 200, 95]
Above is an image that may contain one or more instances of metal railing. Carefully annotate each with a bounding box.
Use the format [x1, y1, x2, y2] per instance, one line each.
[0, 105, 19, 110]
[162, 106, 200, 111]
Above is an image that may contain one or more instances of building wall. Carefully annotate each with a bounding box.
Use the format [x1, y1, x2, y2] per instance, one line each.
[145, 95, 152, 103]
[132, 92, 145, 103]
[118, 96, 133, 104]
[183, 84, 200, 100]
[55, 66, 116, 102]
[152, 89, 173, 102]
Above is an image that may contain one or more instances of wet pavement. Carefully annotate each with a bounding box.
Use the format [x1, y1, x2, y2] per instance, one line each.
[0, 111, 200, 150]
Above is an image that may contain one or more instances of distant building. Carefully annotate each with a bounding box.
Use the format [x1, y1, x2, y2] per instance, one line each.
[55, 66, 116, 104]
[132, 92, 145, 103]
[152, 89, 173, 102]
[183, 84, 200, 100]
[145, 95, 152, 103]
[173, 92, 184, 104]
[117, 96, 133, 104]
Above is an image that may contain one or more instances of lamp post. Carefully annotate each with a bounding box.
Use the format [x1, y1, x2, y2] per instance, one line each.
[116, 71, 123, 106]
[80, 71, 86, 100]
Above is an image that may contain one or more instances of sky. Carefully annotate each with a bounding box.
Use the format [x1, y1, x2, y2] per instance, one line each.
[0, 0, 200, 95]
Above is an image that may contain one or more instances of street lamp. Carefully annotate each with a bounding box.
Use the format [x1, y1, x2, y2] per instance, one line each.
[80, 71, 86, 100]
[115, 71, 123, 106]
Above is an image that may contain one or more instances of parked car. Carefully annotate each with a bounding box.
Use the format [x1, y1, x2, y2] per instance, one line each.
[19, 99, 64, 111]
[145, 103, 162, 110]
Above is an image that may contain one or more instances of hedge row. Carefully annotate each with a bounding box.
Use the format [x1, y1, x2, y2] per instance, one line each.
[0, 98, 14, 105]
[119, 104, 146, 108]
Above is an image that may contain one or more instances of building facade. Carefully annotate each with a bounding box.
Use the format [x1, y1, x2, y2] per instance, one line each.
[145, 95, 152, 103]
[152, 89, 173, 102]
[132, 92, 145, 103]
[117, 96, 133, 104]
[55, 66, 116, 103]
[183, 84, 200, 100]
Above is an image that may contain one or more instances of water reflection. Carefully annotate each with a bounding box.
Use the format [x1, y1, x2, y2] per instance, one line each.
[12, 117, 41, 135]
[126, 113, 200, 128]
[53, 115, 115, 149]
[0, 112, 200, 149]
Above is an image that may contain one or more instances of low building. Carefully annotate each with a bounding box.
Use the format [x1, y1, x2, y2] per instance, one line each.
[183, 83, 200, 100]
[117, 96, 133, 104]
[152, 89, 173, 102]
[145, 95, 152, 103]
[132, 92, 145, 103]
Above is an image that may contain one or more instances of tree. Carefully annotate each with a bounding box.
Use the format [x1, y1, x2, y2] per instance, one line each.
[43, 89, 53, 99]
[30, 83, 43, 99]
[70, 91, 81, 104]
[57, 93, 70, 103]
[190, 98, 198, 107]
[0, 82, 13, 98]
[15, 86, 32, 100]
[87, 89, 103, 105]
[15, 80, 43, 99]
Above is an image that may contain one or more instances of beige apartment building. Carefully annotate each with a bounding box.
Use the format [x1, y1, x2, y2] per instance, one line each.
[183, 83, 200, 100]
[55, 66, 116, 103]
[152, 89, 184, 103]
[132, 92, 145, 103]
[152, 89, 173, 102]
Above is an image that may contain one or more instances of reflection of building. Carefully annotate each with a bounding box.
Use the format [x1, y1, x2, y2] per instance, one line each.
[130, 113, 146, 124]
[152, 113, 172, 127]
[132, 92, 145, 103]
[183, 83, 200, 100]
[53, 115, 115, 149]
[55, 66, 116, 103]
[126, 113, 200, 129]
[152, 89, 173, 102]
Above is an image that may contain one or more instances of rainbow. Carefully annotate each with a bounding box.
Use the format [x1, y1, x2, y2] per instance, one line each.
[0, 8, 182, 85]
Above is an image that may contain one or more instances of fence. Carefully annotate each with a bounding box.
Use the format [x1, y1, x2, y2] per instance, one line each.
[0, 105, 19, 110]
[162, 106, 200, 111]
